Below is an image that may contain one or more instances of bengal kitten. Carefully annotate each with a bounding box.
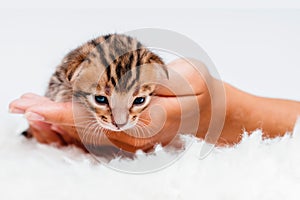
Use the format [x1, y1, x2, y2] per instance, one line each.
[24, 34, 167, 141]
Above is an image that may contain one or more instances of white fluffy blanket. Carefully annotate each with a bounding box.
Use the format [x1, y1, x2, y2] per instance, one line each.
[1, 117, 300, 200]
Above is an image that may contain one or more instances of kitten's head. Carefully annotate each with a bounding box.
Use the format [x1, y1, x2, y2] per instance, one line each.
[67, 34, 167, 132]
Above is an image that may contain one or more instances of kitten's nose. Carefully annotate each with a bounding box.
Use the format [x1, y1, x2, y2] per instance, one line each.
[111, 108, 128, 128]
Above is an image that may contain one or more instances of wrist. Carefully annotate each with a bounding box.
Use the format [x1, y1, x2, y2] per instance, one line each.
[220, 83, 255, 144]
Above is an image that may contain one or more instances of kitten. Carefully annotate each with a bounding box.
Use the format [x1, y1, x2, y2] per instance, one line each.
[24, 34, 167, 140]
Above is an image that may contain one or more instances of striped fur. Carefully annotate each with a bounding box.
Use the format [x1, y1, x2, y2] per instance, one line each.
[45, 34, 167, 132]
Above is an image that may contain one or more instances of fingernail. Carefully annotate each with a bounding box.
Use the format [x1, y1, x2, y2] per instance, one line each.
[29, 121, 42, 131]
[51, 125, 61, 133]
[51, 125, 67, 135]
[25, 112, 45, 121]
[9, 107, 25, 114]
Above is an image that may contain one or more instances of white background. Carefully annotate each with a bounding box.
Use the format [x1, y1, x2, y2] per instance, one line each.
[1, 5, 300, 121]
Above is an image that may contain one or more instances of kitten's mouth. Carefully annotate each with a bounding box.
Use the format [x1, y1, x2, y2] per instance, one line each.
[98, 121, 136, 132]
[114, 123, 135, 132]
[93, 115, 138, 132]
[106, 126, 131, 132]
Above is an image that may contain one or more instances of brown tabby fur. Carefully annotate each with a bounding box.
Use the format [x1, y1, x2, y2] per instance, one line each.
[42, 34, 167, 133]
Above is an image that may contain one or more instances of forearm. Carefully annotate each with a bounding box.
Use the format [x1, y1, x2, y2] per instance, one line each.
[244, 93, 300, 137]
[220, 83, 300, 145]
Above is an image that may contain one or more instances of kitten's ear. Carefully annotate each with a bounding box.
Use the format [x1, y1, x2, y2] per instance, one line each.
[141, 83, 156, 94]
[64, 42, 96, 82]
[149, 54, 169, 80]
[153, 62, 169, 80]
[150, 61, 169, 81]
[66, 60, 88, 83]
[66, 64, 83, 83]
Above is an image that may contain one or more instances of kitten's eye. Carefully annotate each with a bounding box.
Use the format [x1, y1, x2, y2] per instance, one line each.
[133, 97, 145, 105]
[95, 95, 109, 105]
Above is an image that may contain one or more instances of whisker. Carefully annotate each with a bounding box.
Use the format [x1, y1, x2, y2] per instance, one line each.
[81, 121, 98, 144]
[136, 121, 157, 138]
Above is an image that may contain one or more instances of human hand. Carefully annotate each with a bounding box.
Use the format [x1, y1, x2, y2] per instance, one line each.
[9, 58, 218, 152]
[9, 93, 86, 148]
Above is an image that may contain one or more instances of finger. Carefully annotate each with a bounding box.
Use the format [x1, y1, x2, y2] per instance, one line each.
[155, 59, 209, 96]
[51, 125, 69, 136]
[26, 101, 74, 126]
[9, 94, 74, 125]
[25, 102, 80, 140]
[29, 123, 47, 144]
[9, 106, 25, 114]
[51, 125, 80, 144]
[51, 125, 89, 149]
[9, 96, 51, 113]
[29, 121, 66, 145]
[20, 93, 49, 101]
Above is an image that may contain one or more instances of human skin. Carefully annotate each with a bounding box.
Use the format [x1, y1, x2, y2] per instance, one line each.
[9, 59, 300, 152]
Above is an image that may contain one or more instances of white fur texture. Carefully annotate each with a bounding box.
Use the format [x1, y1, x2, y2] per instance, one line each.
[1, 118, 300, 200]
